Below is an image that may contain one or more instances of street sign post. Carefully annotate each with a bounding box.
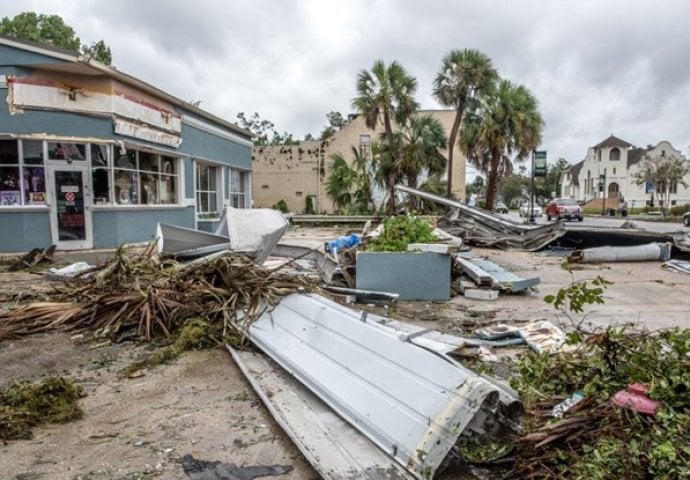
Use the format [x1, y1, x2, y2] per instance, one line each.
[529, 150, 547, 224]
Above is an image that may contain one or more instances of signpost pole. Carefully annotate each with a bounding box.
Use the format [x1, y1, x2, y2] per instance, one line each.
[529, 150, 535, 224]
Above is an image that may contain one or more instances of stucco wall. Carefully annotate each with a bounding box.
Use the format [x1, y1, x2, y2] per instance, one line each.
[251, 110, 467, 213]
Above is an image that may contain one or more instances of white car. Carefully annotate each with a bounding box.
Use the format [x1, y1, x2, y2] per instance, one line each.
[519, 202, 542, 217]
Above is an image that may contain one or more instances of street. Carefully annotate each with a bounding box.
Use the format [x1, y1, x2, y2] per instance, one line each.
[502, 211, 689, 233]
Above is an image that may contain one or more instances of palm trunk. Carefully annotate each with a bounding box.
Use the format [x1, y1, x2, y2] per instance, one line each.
[485, 154, 500, 210]
[445, 106, 464, 198]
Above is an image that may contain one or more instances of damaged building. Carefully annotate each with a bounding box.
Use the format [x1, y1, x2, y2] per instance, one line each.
[0, 35, 252, 252]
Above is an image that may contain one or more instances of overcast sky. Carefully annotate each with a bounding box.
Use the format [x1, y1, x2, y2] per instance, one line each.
[6, 0, 690, 173]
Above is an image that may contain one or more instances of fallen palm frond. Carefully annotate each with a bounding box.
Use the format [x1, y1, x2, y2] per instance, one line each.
[0, 246, 315, 342]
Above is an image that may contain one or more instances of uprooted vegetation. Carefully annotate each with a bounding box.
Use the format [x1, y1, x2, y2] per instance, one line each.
[0, 376, 85, 440]
[0, 244, 315, 343]
[460, 276, 690, 479]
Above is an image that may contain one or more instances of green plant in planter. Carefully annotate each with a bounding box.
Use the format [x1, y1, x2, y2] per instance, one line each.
[366, 214, 437, 252]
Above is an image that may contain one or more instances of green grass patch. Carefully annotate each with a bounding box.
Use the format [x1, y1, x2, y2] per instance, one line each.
[0, 376, 85, 440]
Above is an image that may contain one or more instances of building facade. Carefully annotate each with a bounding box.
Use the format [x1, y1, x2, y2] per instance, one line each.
[251, 110, 467, 213]
[0, 35, 252, 252]
[560, 135, 690, 210]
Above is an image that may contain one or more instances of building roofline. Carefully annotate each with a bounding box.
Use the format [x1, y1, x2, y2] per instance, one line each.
[0, 34, 252, 140]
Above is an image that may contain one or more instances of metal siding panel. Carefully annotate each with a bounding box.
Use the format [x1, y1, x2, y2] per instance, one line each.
[356, 252, 451, 300]
[229, 347, 415, 480]
[248, 294, 501, 479]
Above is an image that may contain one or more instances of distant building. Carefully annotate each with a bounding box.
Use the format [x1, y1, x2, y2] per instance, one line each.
[251, 110, 467, 213]
[560, 135, 690, 209]
[0, 35, 252, 252]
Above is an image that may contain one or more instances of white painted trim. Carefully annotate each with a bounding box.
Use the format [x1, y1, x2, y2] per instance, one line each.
[183, 115, 253, 148]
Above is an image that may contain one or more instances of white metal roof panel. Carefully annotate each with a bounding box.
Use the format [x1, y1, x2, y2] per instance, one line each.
[247, 293, 503, 479]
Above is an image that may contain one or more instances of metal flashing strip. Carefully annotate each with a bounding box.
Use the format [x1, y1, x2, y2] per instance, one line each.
[395, 184, 565, 251]
[247, 293, 507, 479]
[462, 258, 541, 292]
[228, 347, 415, 480]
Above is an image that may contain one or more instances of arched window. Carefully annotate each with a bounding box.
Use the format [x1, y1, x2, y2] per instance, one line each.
[610, 148, 620, 161]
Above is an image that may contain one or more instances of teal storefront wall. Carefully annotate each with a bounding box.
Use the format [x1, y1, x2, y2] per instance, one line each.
[92, 207, 195, 248]
[0, 210, 52, 251]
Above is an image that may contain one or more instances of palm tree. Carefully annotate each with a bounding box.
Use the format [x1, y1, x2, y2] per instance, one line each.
[460, 79, 543, 209]
[433, 49, 498, 198]
[325, 146, 378, 214]
[352, 60, 419, 151]
[375, 114, 447, 211]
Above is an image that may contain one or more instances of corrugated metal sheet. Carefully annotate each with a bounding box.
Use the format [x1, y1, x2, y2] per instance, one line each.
[155, 222, 231, 257]
[214, 207, 288, 264]
[395, 185, 565, 251]
[247, 293, 512, 479]
[228, 347, 415, 480]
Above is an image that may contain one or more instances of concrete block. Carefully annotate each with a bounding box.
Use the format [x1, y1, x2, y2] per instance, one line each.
[356, 251, 451, 301]
[463, 288, 499, 301]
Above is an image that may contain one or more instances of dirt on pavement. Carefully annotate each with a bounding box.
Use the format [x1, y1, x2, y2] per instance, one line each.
[2, 229, 690, 480]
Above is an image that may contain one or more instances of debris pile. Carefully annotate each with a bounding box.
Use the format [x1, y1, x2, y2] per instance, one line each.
[504, 327, 690, 479]
[0, 244, 314, 342]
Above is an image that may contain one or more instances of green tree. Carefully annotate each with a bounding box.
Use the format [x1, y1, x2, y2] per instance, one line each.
[535, 157, 570, 200]
[0, 12, 112, 65]
[236, 112, 298, 146]
[320, 111, 348, 140]
[351, 60, 419, 213]
[499, 173, 529, 208]
[432, 49, 499, 197]
[396, 114, 447, 209]
[325, 146, 377, 214]
[81, 39, 112, 65]
[351, 60, 419, 148]
[632, 152, 690, 215]
[460, 79, 543, 210]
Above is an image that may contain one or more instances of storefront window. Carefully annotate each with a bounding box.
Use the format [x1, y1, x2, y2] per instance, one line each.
[0, 140, 47, 207]
[196, 162, 219, 215]
[112, 150, 178, 206]
[0, 140, 21, 206]
[91, 144, 110, 204]
[48, 142, 86, 161]
[229, 168, 247, 208]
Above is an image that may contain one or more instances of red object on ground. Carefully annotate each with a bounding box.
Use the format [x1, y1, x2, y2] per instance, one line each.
[612, 383, 660, 416]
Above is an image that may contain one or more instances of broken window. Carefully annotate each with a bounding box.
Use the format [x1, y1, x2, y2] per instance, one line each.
[113, 150, 179, 205]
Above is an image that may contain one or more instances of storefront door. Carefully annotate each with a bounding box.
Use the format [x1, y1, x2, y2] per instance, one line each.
[48, 165, 93, 250]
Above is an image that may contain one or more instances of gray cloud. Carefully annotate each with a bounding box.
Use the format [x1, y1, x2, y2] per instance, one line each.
[6, 0, 690, 167]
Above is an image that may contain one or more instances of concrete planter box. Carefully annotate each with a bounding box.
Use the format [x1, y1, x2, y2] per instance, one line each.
[356, 251, 451, 301]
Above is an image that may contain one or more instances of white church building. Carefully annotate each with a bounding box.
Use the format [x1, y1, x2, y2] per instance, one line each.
[560, 135, 690, 210]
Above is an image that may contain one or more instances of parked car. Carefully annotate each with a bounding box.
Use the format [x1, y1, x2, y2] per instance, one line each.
[546, 198, 583, 221]
[683, 211, 690, 227]
[518, 201, 542, 218]
[494, 201, 509, 214]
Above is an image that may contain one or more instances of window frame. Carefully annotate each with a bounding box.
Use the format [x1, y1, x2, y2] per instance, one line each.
[195, 161, 223, 217]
